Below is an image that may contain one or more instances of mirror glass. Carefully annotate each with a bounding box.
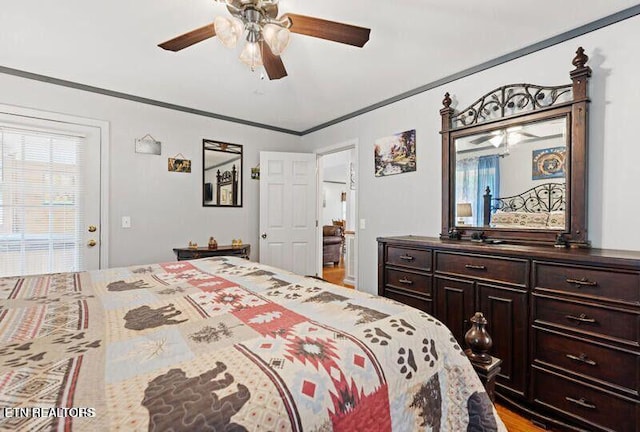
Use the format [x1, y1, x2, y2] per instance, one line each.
[454, 116, 567, 230]
[203, 140, 243, 207]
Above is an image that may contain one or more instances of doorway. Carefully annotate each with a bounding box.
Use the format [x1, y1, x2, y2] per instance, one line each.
[317, 142, 357, 289]
[0, 105, 109, 277]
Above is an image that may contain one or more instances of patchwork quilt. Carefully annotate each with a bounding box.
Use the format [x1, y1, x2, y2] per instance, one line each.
[0, 257, 506, 431]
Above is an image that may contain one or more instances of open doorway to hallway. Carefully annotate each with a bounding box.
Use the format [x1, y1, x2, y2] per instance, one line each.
[318, 147, 356, 289]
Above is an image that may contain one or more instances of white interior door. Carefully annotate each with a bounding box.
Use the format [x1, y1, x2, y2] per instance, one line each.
[0, 112, 103, 276]
[259, 151, 316, 275]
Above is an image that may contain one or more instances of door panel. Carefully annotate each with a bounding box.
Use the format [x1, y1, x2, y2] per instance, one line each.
[434, 275, 475, 344]
[478, 283, 528, 398]
[260, 152, 316, 275]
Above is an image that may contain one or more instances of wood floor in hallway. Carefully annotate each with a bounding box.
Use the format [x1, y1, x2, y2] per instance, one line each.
[322, 258, 353, 288]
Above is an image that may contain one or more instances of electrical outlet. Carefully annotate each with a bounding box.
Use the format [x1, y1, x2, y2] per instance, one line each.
[121, 216, 131, 229]
[359, 218, 366, 229]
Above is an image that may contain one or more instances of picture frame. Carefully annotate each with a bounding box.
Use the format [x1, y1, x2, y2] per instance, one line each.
[168, 154, 191, 173]
[374, 129, 417, 177]
[532, 146, 565, 180]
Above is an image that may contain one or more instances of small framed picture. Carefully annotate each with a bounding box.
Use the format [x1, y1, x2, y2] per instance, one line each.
[168, 155, 191, 173]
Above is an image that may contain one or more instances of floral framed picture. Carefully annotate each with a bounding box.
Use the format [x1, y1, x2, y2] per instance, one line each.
[374, 129, 417, 177]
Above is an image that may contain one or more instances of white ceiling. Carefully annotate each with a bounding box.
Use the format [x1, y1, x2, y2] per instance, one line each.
[1, 1, 638, 133]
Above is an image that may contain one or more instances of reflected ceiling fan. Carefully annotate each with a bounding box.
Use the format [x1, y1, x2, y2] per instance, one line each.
[158, 0, 371, 80]
[470, 126, 539, 147]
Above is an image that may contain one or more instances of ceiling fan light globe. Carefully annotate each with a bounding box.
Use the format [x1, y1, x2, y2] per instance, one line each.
[214, 16, 244, 48]
[239, 41, 263, 71]
[263, 23, 290, 56]
[489, 135, 503, 148]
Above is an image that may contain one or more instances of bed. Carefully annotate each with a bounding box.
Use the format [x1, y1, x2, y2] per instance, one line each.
[483, 182, 565, 229]
[0, 256, 506, 431]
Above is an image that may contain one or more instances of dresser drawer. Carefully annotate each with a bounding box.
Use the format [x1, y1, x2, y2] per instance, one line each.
[385, 269, 432, 295]
[533, 295, 640, 346]
[534, 261, 640, 305]
[435, 251, 527, 286]
[384, 288, 433, 315]
[533, 328, 640, 396]
[386, 246, 431, 271]
[532, 367, 639, 432]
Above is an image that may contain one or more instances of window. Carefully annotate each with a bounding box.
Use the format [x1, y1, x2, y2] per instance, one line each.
[0, 126, 85, 277]
[456, 155, 500, 226]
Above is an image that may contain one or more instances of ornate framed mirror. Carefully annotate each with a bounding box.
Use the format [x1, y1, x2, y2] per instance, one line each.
[440, 48, 591, 247]
[203, 139, 243, 207]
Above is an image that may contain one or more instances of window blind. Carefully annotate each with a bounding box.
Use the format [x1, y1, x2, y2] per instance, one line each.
[0, 125, 85, 277]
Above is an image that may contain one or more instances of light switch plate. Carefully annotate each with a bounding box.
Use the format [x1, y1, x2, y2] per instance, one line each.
[121, 216, 131, 228]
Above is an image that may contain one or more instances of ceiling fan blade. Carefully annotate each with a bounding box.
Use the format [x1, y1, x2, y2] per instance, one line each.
[158, 23, 216, 52]
[263, 44, 288, 80]
[283, 13, 370, 47]
[470, 135, 495, 145]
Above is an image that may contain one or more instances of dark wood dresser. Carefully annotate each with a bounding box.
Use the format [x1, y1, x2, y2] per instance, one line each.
[378, 235, 640, 431]
[173, 244, 250, 261]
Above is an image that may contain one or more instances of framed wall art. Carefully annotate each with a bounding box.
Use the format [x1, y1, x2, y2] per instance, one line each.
[168, 153, 192, 173]
[532, 147, 565, 180]
[374, 129, 416, 177]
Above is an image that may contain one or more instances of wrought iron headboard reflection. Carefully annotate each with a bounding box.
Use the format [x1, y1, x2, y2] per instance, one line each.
[483, 183, 565, 225]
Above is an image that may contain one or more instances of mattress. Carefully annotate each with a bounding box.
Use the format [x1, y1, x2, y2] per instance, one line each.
[0, 256, 506, 431]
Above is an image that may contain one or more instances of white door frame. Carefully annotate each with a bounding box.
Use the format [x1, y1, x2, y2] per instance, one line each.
[0, 103, 110, 269]
[315, 139, 358, 285]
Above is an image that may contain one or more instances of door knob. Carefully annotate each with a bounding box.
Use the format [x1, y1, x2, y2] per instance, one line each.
[88, 225, 97, 232]
[261, 233, 267, 239]
[87, 240, 97, 247]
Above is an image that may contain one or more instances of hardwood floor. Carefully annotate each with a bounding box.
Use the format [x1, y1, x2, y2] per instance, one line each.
[496, 403, 546, 431]
[324, 258, 541, 431]
[322, 257, 353, 288]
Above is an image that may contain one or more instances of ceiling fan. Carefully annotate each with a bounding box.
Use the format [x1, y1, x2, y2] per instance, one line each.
[470, 127, 540, 147]
[158, 0, 371, 80]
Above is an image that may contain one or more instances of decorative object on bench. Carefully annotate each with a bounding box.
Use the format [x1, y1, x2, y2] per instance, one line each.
[322, 225, 343, 265]
[208, 236, 218, 250]
[188, 241, 198, 249]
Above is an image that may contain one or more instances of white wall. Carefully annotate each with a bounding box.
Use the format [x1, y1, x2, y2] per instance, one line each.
[301, 16, 640, 295]
[322, 182, 346, 225]
[0, 73, 299, 267]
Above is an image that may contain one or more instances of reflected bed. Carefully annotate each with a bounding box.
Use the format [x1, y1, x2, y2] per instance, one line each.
[0, 257, 505, 431]
[483, 182, 565, 230]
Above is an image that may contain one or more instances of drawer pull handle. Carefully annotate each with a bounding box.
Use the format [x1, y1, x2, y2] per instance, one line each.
[565, 313, 596, 324]
[465, 264, 487, 271]
[566, 277, 598, 288]
[565, 396, 596, 410]
[566, 353, 597, 366]
[399, 255, 415, 261]
[399, 277, 414, 285]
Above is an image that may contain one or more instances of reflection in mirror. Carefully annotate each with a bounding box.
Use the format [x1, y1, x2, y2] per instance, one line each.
[454, 116, 567, 230]
[203, 140, 243, 207]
